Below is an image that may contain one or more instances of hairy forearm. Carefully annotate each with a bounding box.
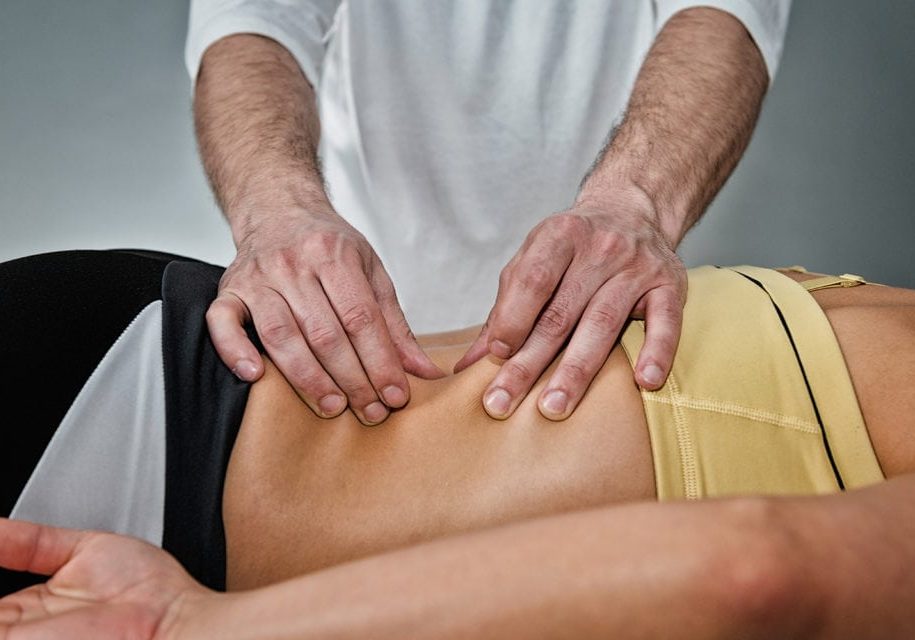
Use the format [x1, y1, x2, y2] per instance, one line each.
[175, 497, 830, 639]
[193, 34, 330, 243]
[578, 7, 769, 245]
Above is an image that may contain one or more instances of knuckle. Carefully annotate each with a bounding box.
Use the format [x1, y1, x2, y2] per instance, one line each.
[305, 232, 344, 266]
[204, 303, 223, 324]
[519, 263, 555, 295]
[339, 303, 377, 336]
[560, 357, 592, 387]
[388, 317, 415, 346]
[257, 317, 297, 346]
[312, 230, 339, 253]
[535, 303, 571, 339]
[552, 212, 585, 234]
[306, 322, 344, 351]
[596, 231, 627, 256]
[589, 302, 624, 331]
[498, 264, 514, 290]
[287, 367, 333, 399]
[373, 278, 397, 305]
[339, 241, 367, 268]
[259, 249, 301, 276]
[487, 312, 523, 345]
[503, 359, 535, 386]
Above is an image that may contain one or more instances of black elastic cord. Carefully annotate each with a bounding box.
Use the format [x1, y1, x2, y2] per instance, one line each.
[722, 268, 845, 491]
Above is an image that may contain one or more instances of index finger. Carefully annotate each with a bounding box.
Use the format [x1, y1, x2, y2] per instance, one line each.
[537, 277, 640, 420]
[321, 264, 411, 410]
[485, 236, 575, 359]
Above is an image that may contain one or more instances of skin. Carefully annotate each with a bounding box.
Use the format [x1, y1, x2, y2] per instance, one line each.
[2, 269, 914, 638]
[222, 269, 915, 587]
[222, 335, 653, 586]
[193, 6, 768, 424]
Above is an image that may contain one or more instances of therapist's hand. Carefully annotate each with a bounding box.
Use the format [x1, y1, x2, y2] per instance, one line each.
[455, 184, 687, 420]
[207, 205, 444, 426]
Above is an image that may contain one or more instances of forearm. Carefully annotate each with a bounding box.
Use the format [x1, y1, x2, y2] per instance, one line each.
[806, 473, 915, 638]
[578, 6, 769, 245]
[193, 33, 331, 243]
[174, 498, 824, 639]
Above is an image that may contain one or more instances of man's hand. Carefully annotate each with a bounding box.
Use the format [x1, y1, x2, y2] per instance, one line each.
[456, 184, 686, 420]
[208, 205, 444, 426]
[456, 5, 768, 421]
[194, 35, 443, 426]
[0, 518, 209, 639]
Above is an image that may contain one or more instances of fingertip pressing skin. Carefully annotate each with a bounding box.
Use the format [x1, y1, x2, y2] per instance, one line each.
[486, 286, 679, 419]
[381, 384, 408, 408]
[537, 378, 578, 422]
[538, 389, 570, 420]
[317, 394, 347, 417]
[362, 401, 389, 425]
[483, 387, 513, 419]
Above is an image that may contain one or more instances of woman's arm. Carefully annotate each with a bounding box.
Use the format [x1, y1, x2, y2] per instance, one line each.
[4, 476, 915, 639]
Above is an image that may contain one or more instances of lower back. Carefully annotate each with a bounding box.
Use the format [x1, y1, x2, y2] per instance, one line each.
[223, 346, 653, 589]
[222, 268, 915, 590]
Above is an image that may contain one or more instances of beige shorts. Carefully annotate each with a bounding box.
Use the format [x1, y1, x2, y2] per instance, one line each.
[620, 265, 884, 500]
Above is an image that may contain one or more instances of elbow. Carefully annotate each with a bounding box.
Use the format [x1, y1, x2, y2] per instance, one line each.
[705, 497, 829, 639]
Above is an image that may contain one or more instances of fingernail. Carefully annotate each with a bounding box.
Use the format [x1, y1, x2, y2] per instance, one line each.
[318, 394, 346, 417]
[540, 390, 568, 418]
[381, 385, 407, 408]
[642, 364, 664, 387]
[489, 340, 512, 359]
[232, 359, 258, 381]
[363, 401, 389, 425]
[484, 387, 512, 418]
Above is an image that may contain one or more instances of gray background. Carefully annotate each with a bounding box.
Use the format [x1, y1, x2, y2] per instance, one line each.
[2, 1, 913, 286]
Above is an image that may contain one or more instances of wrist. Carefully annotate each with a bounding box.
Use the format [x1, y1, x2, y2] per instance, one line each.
[580, 152, 696, 249]
[575, 172, 683, 248]
[159, 588, 228, 640]
[226, 178, 337, 247]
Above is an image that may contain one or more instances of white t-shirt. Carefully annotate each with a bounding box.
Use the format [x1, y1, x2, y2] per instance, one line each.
[186, 0, 791, 332]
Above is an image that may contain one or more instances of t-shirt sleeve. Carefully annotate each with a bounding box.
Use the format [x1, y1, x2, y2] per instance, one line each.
[653, 0, 792, 81]
[184, 0, 342, 88]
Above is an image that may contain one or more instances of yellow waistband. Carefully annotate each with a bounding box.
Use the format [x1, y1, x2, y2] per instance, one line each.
[619, 265, 884, 500]
[726, 266, 884, 489]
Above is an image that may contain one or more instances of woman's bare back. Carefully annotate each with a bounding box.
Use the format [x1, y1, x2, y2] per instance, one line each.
[222, 268, 915, 590]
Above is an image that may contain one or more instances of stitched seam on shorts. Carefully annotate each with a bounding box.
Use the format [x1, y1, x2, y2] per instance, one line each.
[662, 374, 698, 499]
[641, 394, 820, 435]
